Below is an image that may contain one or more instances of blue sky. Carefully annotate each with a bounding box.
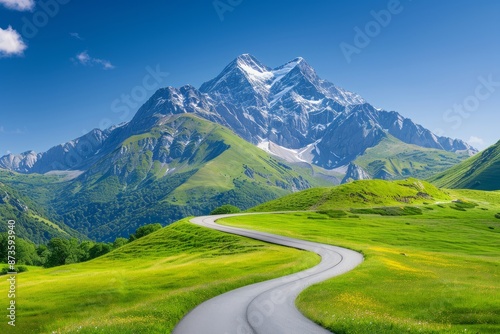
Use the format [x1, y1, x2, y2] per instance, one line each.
[0, 0, 499, 155]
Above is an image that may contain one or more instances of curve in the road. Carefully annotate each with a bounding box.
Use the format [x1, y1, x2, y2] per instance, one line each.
[173, 213, 364, 334]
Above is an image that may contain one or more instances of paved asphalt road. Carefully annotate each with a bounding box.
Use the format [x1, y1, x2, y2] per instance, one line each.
[173, 213, 364, 334]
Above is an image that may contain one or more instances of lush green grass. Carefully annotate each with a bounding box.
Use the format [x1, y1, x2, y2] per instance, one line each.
[249, 178, 451, 212]
[222, 189, 500, 333]
[429, 140, 500, 190]
[0, 219, 318, 334]
[355, 135, 468, 180]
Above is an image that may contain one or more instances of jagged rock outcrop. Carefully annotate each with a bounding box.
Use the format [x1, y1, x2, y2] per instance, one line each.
[341, 163, 371, 184]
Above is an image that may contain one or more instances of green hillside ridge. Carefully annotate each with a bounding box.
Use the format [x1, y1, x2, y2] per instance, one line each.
[222, 186, 500, 333]
[354, 135, 468, 180]
[429, 140, 500, 190]
[0, 219, 318, 334]
[249, 178, 451, 212]
[0, 114, 329, 242]
[0, 180, 80, 244]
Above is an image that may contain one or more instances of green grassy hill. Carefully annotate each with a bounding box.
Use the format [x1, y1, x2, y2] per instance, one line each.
[429, 140, 500, 190]
[222, 182, 500, 333]
[249, 178, 451, 212]
[354, 135, 468, 180]
[0, 219, 317, 334]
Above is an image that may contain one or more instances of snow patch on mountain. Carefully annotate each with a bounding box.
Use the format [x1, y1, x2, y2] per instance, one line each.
[0, 54, 476, 176]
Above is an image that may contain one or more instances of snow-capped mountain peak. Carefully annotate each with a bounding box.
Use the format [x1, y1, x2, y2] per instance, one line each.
[1, 54, 476, 175]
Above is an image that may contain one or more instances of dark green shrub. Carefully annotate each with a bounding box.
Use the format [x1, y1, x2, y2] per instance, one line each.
[129, 223, 162, 241]
[350, 206, 422, 216]
[210, 205, 241, 215]
[0, 266, 28, 275]
[113, 237, 128, 249]
[452, 200, 478, 210]
[17, 266, 28, 273]
[318, 210, 347, 218]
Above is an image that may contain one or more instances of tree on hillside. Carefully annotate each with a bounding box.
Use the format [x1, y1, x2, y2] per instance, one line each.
[89, 243, 112, 259]
[45, 238, 81, 267]
[129, 223, 162, 242]
[113, 237, 128, 249]
[37, 244, 49, 266]
[16, 238, 41, 265]
[0, 233, 41, 265]
[78, 241, 95, 262]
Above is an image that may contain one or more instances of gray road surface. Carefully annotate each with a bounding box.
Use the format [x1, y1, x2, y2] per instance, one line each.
[173, 213, 364, 334]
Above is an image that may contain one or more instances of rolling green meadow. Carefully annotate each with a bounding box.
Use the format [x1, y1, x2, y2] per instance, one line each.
[0, 219, 318, 333]
[220, 181, 500, 333]
[1, 178, 499, 333]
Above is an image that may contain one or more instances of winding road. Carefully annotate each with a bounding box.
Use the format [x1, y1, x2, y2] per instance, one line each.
[173, 213, 364, 334]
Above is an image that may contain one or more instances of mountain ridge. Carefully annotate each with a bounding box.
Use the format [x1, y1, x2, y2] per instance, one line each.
[0, 54, 475, 176]
[2, 114, 326, 242]
[429, 139, 500, 190]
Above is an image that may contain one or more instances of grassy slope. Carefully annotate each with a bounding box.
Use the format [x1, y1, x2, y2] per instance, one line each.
[0, 176, 80, 243]
[249, 178, 451, 212]
[354, 135, 468, 180]
[429, 140, 500, 190]
[0, 219, 318, 334]
[222, 181, 500, 333]
[162, 116, 323, 206]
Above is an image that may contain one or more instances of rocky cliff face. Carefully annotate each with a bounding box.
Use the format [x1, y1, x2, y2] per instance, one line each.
[341, 163, 371, 184]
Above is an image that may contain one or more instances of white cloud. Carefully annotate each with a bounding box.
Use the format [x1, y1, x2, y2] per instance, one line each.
[73, 50, 115, 70]
[70, 32, 83, 40]
[0, 0, 35, 11]
[76, 50, 90, 64]
[468, 136, 484, 147]
[0, 26, 27, 57]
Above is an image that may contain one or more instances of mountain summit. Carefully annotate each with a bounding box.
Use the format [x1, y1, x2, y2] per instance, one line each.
[127, 54, 475, 169]
[1, 54, 475, 174]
